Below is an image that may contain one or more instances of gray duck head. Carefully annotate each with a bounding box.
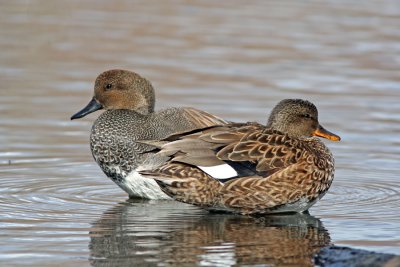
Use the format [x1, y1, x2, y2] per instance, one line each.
[71, 69, 155, 120]
[266, 99, 341, 141]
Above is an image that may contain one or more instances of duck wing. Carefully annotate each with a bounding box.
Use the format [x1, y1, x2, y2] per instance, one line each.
[137, 107, 228, 152]
[158, 123, 303, 179]
[180, 107, 228, 128]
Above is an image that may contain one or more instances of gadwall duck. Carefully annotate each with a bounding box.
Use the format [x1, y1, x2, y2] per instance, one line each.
[140, 99, 340, 214]
[71, 69, 226, 199]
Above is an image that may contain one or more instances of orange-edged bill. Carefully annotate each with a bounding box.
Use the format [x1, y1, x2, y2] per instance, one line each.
[313, 125, 341, 141]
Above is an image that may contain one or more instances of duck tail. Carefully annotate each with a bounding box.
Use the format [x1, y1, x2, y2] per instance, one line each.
[139, 163, 222, 207]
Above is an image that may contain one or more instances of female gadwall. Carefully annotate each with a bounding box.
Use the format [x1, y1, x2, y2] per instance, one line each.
[140, 99, 340, 214]
[71, 69, 226, 199]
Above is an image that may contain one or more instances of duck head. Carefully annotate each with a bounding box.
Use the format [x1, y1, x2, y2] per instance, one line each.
[71, 69, 155, 120]
[266, 99, 341, 141]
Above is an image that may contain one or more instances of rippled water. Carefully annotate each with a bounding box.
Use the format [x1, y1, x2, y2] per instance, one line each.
[1, 0, 400, 266]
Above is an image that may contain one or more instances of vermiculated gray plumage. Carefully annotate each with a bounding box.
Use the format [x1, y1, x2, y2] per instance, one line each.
[71, 69, 226, 199]
[90, 108, 226, 185]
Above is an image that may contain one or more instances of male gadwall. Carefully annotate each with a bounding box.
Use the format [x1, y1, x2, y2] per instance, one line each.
[140, 99, 340, 214]
[71, 69, 226, 199]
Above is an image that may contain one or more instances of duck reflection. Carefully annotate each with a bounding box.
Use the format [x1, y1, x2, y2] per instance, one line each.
[89, 199, 330, 266]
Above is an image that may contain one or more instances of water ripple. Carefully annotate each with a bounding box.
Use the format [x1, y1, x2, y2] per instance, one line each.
[322, 180, 400, 220]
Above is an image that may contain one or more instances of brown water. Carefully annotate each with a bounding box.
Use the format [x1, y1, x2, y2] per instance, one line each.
[1, 0, 400, 266]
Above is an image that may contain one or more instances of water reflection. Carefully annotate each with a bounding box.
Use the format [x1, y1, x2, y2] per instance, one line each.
[89, 200, 330, 266]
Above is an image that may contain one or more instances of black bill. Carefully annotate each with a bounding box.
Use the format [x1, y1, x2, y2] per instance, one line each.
[71, 97, 103, 120]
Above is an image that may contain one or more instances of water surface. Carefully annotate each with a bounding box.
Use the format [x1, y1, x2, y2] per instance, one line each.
[1, 0, 400, 266]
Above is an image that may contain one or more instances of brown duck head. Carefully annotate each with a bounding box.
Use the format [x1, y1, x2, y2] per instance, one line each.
[71, 69, 155, 120]
[266, 99, 341, 141]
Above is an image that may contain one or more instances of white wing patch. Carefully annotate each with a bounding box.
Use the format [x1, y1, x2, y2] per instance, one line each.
[198, 164, 238, 179]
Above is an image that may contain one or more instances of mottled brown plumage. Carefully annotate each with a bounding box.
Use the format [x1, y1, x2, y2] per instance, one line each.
[71, 69, 226, 199]
[140, 99, 340, 214]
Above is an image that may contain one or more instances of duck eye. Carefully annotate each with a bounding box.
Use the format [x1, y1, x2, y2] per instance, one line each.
[105, 84, 113, 90]
[302, 114, 312, 119]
